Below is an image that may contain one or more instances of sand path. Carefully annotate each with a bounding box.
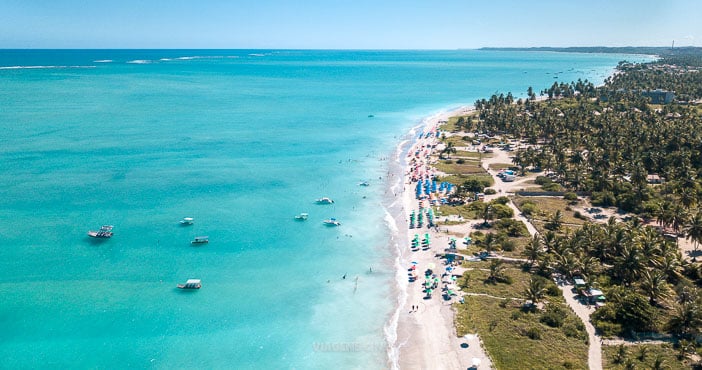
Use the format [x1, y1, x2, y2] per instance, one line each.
[480, 145, 603, 370]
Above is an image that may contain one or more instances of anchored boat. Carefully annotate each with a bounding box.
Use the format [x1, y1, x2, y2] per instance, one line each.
[88, 225, 114, 238]
[177, 279, 201, 289]
[191, 236, 209, 244]
[323, 218, 341, 226]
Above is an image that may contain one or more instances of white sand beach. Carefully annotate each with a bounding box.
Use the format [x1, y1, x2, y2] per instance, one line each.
[392, 107, 492, 370]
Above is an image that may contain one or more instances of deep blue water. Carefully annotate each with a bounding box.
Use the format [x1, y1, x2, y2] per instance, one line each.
[0, 49, 652, 369]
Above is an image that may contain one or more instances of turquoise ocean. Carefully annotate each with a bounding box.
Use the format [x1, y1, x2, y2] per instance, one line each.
[0, 50, 651, 369]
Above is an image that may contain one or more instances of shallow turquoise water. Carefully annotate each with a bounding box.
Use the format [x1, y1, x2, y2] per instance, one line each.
[0, 50, 651, 369]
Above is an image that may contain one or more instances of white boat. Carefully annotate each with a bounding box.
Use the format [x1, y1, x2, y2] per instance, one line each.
[180, 217, 194, 225]
[88, 225, 113, 238]
[323, 218, 341, 226]
[191, 236, 209, 244]
[359, 181, 370, 187]
[294, 213, 309, 220]
[177, 279, 201, 289]
[316, 197, 334, 204]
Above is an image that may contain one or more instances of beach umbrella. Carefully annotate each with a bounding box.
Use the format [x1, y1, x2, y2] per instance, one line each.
[411, 261, 418, 265]
[472, 358, 481, 367]
[463, 334, 476, 341]
[451, 276, 457, 281]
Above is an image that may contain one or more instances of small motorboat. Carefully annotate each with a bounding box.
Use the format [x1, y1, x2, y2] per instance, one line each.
[88, 225, 113, 238]
[177, 279, 201, 289]
[191, 236, 209, 244]
[323, 218, 341, 226]
[180, 217, 194, 225]
[316, 197, 334, 204]
[294, 213, 309, 221]
[359, 181, 370, 187]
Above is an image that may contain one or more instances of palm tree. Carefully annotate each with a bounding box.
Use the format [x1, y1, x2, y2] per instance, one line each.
[523, 234, 544, 267]
[523, 275, 547, 306]
[670, 204, 689, 236]
[684, 210, 702, 252]
[651, 354, 666, 370]
[546, 210, 563, 231]
[668, 301, 702, 339]
[612, 244, 645, 285]
[440, 141, 457, 159]
[487, 259, 507, 284]
[482, 204, 493, 226]
[483, 232, 500, 253]
[639, 270, 670, 306]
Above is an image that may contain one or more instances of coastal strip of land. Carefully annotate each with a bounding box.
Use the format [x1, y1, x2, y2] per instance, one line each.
[392, 106, 493, 370]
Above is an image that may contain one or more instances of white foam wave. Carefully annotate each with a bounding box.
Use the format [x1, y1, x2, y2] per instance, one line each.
[0, 65, 96, 70]
[382, 208, 407, 370]
[126, 59, 151, 64]
[248, 53, 266, 57]
[93, 59, 112, 63]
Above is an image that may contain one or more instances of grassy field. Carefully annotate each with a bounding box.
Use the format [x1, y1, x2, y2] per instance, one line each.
[602, 343, 692, 369]
[434, 160, 486, 175]
[436, 173, 494, 188]
[456, 295, 589, 369]
[441, 114, 475, 132]
[454, 259, 590, 369]
[513, 196, 588, 234]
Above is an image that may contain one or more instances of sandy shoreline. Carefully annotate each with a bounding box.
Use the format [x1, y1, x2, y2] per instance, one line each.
[386, 106, 492, 370]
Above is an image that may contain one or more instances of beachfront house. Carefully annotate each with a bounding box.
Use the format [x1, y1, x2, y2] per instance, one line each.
[646, 174, 662, 184]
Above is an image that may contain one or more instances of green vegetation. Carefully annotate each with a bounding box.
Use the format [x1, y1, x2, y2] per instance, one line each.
[456, 289, 588, 369]
[513, 196, 587, 233]
[446, 49, 702, 368]
[602, 343, 692, 370]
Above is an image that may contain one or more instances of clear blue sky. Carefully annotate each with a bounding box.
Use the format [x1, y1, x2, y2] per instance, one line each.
[1, 0, 700, 49]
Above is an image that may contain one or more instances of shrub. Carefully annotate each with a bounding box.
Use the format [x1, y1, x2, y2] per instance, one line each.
[563, 192, 578, 201]
[444, 160, 453, 164]
[535, 176, 553, 185]
[511, 310, 521, 320]
[591, 191, 616, 207]
[525, 327, 542, 340]
[456, 158, 465, 164]
[501, 240, 516, 252]
[484, 188, 497, 195]
[562, 324, 582, 339]
[463, 179, 486, 193]
[540, 305, 567, 328]
[545, 283, 561, 296]
[491, 204, 514, 219]
[494, 218, 529, 237]
[492, 196, 510, 205]
[573, 211, 587, 220]
[542, 182, 562, 191]
[520, 202, 538, 216]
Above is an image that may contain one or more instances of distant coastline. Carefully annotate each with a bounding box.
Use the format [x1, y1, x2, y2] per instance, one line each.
[478, 45, 702, 56]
